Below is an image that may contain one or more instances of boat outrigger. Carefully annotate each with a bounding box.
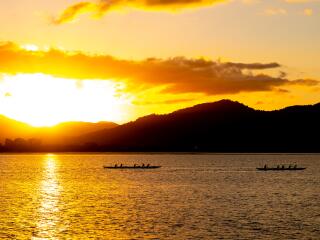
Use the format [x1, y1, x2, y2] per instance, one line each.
[257, 164, 306, 171]
[104, 164, 161, 169]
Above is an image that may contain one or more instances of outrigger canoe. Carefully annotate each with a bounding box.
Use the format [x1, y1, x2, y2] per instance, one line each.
[256, 167, 306, 171]
[104, 165, 161, 169]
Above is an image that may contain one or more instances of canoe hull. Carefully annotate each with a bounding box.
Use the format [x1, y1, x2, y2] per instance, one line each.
[104, 166, 161, 169]
[256, 167, 306, 171]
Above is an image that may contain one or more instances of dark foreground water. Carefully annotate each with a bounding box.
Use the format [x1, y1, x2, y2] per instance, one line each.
[0, 154, 319, 239]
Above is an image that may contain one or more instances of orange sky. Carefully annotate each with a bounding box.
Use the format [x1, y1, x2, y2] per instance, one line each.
[0, 0, 319, 126]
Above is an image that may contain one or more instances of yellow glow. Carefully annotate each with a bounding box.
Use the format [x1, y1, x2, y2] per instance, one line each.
[0, 73, 131, 126]
[21, 44, 40, 52]
[33, 155, 61, 239]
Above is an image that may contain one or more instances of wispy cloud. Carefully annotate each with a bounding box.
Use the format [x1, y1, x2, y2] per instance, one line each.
[53, 0, 226, 24]
[53, 2, 98, 24]
[0, 42, 318, 95]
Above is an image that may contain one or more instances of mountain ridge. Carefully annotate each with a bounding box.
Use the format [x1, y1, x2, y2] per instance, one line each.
[76, 100, 320, 152]
[1, 100, 319, 152]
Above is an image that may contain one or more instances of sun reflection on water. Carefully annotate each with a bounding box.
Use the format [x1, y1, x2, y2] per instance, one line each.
[32, 154, 62, 239]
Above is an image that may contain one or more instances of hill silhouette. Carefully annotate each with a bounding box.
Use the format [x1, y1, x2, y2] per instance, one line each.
[0, 115, 117, 146]
[76, 100, 320, 152]
[0, 115, 35, 143]
[35, 121, 118, 145]
[1, 100, 319, 152]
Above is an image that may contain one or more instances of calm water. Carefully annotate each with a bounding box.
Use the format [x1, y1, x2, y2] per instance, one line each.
[0, 154, 319, 239]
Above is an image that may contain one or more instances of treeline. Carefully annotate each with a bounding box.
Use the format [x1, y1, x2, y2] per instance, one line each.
[0, 138, 42, 152]
[0, 139, 199, 152]
[0, 138, 102, 152]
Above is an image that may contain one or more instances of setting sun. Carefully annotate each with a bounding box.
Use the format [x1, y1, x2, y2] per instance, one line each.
[21, 44, 40, 52]
[0, 73, 131, 126]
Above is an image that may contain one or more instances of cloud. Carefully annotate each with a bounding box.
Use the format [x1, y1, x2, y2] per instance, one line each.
[0, 42, 318, 95]
[278, 71, 287, 78]
[53, 2, 97, 24]
[224, 62, 280, 70]
[290, 79, 318, 86]
[53, 0, 226, 24]
[276, 88, 290, 93]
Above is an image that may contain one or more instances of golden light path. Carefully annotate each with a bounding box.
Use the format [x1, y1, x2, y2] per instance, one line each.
[0, 73, 131, 126]
[32, 154, 62, 239]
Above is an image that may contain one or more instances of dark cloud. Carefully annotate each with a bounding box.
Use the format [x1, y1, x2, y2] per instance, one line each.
[0, 42, 318, 95]
[290, 79, 319, 86]
[224, 62, 281, 70]
[53, 2, 97, 24]
[278, 71, 287, 78]
[276, 88, 290, 93]
[53, 0, 225, 24]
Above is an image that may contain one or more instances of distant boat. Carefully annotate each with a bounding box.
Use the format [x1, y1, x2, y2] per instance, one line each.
[104, 165, 161, 169]
[257, 165, 306, 171]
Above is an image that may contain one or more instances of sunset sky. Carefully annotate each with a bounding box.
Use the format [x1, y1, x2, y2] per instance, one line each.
[0, 0, 319, 126]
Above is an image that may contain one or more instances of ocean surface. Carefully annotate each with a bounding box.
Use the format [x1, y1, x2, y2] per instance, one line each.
[0, 154, 319, 239]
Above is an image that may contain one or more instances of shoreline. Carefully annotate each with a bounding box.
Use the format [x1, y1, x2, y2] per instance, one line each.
[0, 152, 319, 155]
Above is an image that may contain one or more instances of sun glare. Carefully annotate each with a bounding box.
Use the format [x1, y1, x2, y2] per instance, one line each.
[0, 73, 131, 126]
[21, 44, 40, 52]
